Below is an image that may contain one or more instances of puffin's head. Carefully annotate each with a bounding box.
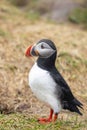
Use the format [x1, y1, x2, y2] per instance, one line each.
[25, 39, 57, 58]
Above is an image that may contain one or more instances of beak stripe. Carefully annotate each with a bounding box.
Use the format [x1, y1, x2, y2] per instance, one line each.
[25, 45, 33, 57]
[35, 50, 39, 56]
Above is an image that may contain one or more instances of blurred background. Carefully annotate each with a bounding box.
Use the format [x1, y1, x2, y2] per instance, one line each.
[0, 0, 87, 129]
[9, 0, 87, 26]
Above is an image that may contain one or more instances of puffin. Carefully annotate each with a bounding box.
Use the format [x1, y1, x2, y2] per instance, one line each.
[25, 39, 83, 124]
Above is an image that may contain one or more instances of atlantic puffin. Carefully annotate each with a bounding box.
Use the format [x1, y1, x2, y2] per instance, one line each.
[25, 39, 83, 124]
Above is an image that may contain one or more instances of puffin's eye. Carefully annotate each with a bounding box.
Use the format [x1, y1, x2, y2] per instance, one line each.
[41, 44, 45, 49]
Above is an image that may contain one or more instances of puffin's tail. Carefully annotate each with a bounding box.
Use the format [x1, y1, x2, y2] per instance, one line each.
[63, 98, 83, 115]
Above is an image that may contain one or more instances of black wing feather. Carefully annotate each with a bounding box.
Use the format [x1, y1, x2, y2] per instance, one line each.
[50, 67, 83, 115]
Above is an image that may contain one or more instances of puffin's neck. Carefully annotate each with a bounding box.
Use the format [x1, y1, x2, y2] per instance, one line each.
[37, 52, 57, 71]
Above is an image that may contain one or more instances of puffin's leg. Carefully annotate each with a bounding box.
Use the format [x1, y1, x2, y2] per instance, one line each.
[38, 109, 53, 123]
[53, 113, 58, 122]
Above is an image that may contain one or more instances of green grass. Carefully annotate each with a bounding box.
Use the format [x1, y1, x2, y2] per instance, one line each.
[69, 8, 87, 28]
[24, 11, 40, 21]
[0, 28, 9, 37]
[0, 113, 86, 130]
[0, 1, 40, 23]
[57, 52, 86, 70]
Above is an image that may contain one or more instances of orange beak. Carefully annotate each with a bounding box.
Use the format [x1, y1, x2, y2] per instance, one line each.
[25, 45, 39, 57]
[25, 45, 33, 57]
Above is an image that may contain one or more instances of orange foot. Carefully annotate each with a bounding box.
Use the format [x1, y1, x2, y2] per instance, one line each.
[37, 109, 58, 124]
[38, 118, 52, 124]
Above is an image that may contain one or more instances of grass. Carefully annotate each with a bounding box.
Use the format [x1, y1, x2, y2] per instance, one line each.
[0, 113, 86, 130]
[69, 8, 87, 28]
[0, 28, 12, 39]
[24, 11, 40, 21]
[56, 51, 87, 73]
[0, 28, 7, 37]
[9, 0, 29, 7]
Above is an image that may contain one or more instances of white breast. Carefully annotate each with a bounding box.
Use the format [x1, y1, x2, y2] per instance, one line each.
[29, 63, 62, 113]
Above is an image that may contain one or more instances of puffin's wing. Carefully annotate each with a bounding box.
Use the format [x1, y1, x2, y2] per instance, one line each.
[50, 67, 74, 100]
[50, 67, 83, 115]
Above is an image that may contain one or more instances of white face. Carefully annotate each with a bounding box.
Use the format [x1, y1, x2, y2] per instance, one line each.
[34, 42, 56, 58]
